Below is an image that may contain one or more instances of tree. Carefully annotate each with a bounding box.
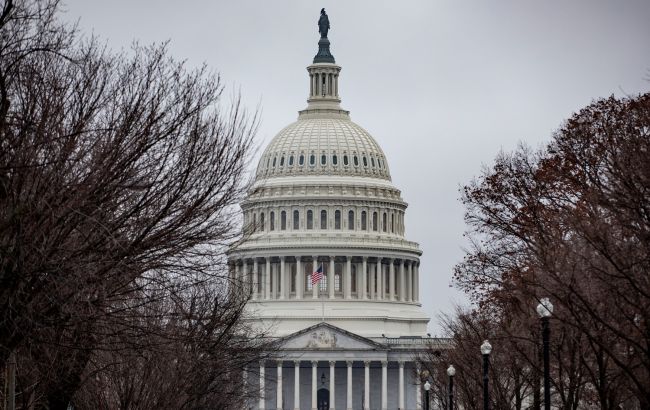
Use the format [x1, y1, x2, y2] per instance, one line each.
[450, 92, 650, 408]
[0, 1, 269, 408]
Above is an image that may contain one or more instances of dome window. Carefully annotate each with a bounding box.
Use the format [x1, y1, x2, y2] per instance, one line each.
[293, 210, 299, 230]
[281, 211, 287, 230]
[378, 158, 383, 169]
[348, 210, 354, 230]
[335, 210, 341, 229]
[382, 212, 387, 232]
[320, 210, 327, 229]
[299, 154, 305, 166]
[270, 211, 275, 231]
[280, 156, 285, 166]
[361, 211, 367, 230]
[372, 212, 378, 231]
[321, 154, 327, 165]
[288, 155, 294, 166]
[332, 155, 338, 165]
[343, 155, 349, 166]
[260, 212, 265, 232]
[272, 157, 277, 167]
[310, 154, 316, 166]
[307, 210, 313, 229]
[362, 156, 368, 167]
[371, 157, 375, 167]
[353, 156, 359, 166]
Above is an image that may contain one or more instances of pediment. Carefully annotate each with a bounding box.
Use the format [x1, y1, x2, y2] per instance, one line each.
[279, 322, 385, 350]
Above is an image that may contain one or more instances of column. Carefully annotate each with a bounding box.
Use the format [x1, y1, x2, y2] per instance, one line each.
[277, 361, 283, 410]
[279, 256, 286, 299]
[398, 361, 405, 410]
[294, 361, 300, 410]
[312, 256, 319, 299]
[369, 262, 375, 300]
[259, 360, 266, 410]
[389, 259, 395, 301]
[361, 257, 368, 299]
[364, 361, 370, 410]
[329, 361, 336, 410]
[414, 263, 419, 301]
[381, 361, 388, 410]
[265, 258, 271, 300]
[312, 361, 318, 410]
[346, 361, 353, 410]
[296, 257, 303, 299]
[399, 260, 406, 301]
[345, 257, 352, 299]
[416, 362, 422, 410]
[378, 261, 384, 300]
[253, 259, 259, 299]
[328, 256, 335, 299]
[407, 262, 413, 302]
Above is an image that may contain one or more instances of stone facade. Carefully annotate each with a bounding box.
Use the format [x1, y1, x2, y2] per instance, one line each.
[229, 25, 444, 410]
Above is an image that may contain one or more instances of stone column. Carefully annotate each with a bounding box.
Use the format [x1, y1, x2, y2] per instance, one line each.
[345, 257, 352, 299]
[329, 361, 336, 410]
[328, 256, 335, 299]
[361, 257, 368, 299]
[294, 361, 300, 410]
[311, 361, 318, 410]
[364, 361, 370, 410]
[378, 261, 384, 300]
[381, 361, 388, 410]
[416, 362, 422, 410]
[389, 259, 395, 301]
[398, 361, 405, 410]
[276, 361, 283, 410]
[399, 260, 406, 301]
[259, 360, 266, 410]
[253, 259, 259, 299]
[369, 262, 375, 300]
[296, 257, 303, 299]
[346, 361, 353, 410]
[407, 261, 413, 302]
[265, 258, 271, 300]
[312, 256, 319, 299]
[414, 263, 420, 301]
[279, 256, 286, 299]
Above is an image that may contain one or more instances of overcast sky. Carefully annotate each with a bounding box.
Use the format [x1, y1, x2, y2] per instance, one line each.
[62, 0, 650, 334]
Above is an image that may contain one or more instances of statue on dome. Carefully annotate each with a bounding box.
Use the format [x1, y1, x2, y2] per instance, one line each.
[318, 8, 330, 38]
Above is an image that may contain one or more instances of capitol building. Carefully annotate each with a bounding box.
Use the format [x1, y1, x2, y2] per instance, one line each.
[229, 11, 442, 410]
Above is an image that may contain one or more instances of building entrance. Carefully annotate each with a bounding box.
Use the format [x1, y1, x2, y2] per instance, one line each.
[317, 388, 329, 410]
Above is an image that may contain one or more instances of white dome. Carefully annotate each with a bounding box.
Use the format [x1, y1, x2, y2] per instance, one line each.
[256, 112, 391, 181]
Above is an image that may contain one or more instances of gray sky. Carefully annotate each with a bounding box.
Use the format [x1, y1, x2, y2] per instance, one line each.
[63, 0, 650, 334]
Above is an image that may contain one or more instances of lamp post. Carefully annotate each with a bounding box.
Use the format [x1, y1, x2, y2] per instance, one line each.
[537, 297, 553, 410]
[480, 340, 492, 410]
[447, 365, 456, 410]
[424, 380, 431, 410]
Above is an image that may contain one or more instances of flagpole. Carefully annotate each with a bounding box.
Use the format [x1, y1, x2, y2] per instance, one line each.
[321, 272, 325, 322]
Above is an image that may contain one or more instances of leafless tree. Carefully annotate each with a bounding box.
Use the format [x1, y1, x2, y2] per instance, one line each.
[0, 1, 271, 408]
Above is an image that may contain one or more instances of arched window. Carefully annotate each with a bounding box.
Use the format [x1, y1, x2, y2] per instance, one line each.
[351, 264, 357, 293]
[378, 158, 383, 168]
[361, 211, 367, 230]
[253, 213, 256, 231]
[288, 155, 294, 166]
[348, 210, 354, 230]
[270, 211, 275, 231]
[391, 213, 394, 233]
[343, 155, 349, 166]
[320, 210, 327, 229]
[332, 154, 338, 165]
[267, 158, 270, 167]
[260, 212, 265, 232]
[371, 157, 375, 167]
[372, 212, 378, 231]
[353, 156, 359, 166]
[382, 212, 387, 232]
[272, 157, 277, 167]
[363, 156, 368, 167]
[299, 154, 305, 166]
[281, 211, 287, 230]
[280, 156, 285, 166]
[293, 210, 299, 230]
[335, 210, 341, 229]
[321, 154, 327, 165]
[309, 154, 316, 166]
[307, 210, 313, 229]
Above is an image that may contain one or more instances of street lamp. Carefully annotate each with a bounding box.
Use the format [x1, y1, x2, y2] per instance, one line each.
[537, 297, 553, 410]
[480, 340, 492, 410]
[447, 365, 456, 410]
[424, 380, 431, 410]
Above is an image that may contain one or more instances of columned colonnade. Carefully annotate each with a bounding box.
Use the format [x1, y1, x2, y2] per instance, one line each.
[255, 359, 423, 410]
[231, 255, 420, 302]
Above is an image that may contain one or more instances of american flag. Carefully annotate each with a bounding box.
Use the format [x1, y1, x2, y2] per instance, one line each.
[311, 264, 323, 285]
